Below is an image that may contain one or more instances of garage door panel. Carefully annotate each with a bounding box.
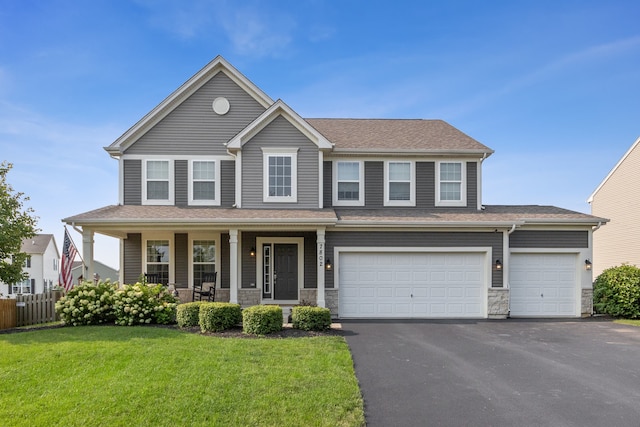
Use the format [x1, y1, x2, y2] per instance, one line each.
[339, 252, 485, 318]
[510, 253, 577, 317]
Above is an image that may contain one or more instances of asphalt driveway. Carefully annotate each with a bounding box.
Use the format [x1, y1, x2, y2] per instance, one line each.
[342, 319, 640, 427]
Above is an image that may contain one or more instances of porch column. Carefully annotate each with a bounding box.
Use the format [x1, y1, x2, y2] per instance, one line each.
[316, 228, 326, 308]
[82, 228, 95, 283]
[229, 229, 238, 304]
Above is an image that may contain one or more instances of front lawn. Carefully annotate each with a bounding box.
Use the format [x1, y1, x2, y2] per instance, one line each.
[0, 326, 364, 427]
[614, 319, 640, 327]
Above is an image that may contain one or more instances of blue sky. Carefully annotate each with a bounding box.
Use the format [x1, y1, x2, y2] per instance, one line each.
[1, 0, 639, 270]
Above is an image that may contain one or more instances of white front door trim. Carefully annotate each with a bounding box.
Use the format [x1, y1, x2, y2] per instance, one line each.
[256, 237, 304, 304]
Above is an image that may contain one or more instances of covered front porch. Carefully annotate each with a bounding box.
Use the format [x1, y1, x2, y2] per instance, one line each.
[75, 224, 336, 313]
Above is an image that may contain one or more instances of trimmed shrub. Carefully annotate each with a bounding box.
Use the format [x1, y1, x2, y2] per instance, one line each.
[55, 281, 117, 326]
[594, 264, 640, 318]
[176, 302, 205, 328]
[243, 305, 283, 335]
[292, 306, 332, 331]
[112, 283, 179, 326]
[199, 302, 242, 332]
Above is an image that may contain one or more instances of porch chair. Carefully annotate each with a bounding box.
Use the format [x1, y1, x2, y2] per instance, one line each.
[144, 273, 160, 284]
[192, 272, 217, 302]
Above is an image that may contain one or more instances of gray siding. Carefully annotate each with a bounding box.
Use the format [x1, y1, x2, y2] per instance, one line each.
[220, 233, 230, 289]
[323, 161, 332, 208]
[175, 160, 188, 206]
[467, 162, 478, 209]
[364, 161, 383, 208]
[123, 159, 141, 205]
[220, 160, 235, 207]
[123, 233, 142, 284]
[325, 231, 503, 288]
[416, 162, 435, 208]
[174, 233, 188, 287]
[124, 72, 266, 155]
[241, 116, 320, 208]
[510, 231, 589, 248]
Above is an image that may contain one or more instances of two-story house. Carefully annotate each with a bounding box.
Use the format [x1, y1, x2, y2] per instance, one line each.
[1, 234, 60, 296]
[63, 56, 605, 319]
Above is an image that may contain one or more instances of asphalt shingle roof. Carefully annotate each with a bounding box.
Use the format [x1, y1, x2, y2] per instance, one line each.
[305, 118, 493, 153]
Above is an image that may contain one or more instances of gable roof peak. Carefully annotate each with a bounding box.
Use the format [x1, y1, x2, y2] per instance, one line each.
[105, 55, 274, 157]
[588, 135, 640, 203]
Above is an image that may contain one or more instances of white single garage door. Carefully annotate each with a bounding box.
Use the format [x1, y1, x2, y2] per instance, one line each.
[339, 252, 486, 318]
[510, 253, 577, 317]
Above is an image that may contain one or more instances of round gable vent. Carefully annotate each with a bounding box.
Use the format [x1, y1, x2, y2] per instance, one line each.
[212, 97, 230, 115]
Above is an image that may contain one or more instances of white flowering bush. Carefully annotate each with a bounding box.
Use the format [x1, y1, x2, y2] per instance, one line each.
[112, 283, 178, 326]
[55, 281, 117, 326]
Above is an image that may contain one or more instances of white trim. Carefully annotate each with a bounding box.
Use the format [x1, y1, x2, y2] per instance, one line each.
[436, 160, 467, 207]
[333, 246, 492, 319]
[476, 160, 483, 211]
[588, 136, 640, 203]
[384, 160, 415, 207]
[333, 160, 365, 207]
[262, 148, 298, 203]
[142, 159, 174, 205]
[118, 157, 124, 205]
[318, 151, 324, 208]
[235, 151, 242, 208]
[256, 237, 305, 303]
[121, 154, 234, 161]
[188, 159, 221, 206]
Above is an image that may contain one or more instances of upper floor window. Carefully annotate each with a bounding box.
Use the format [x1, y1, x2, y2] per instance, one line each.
[436, 161, 466, 207]
[333, 161, 364, 206]
[24, 256, 31, 268]
[262, 148, 298, 203]
[189, 160, 220, 206]
[384, 161, 415, 206]
[143, 160, 174, 205]
[53, 258, 58, 271]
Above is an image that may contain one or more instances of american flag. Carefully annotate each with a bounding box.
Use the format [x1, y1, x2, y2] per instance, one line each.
[60, 228, 78, 291]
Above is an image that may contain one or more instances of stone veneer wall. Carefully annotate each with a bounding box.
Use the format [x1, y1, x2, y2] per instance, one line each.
[488, 288, 509, 319]
[581, 288, 593, 317]
[325, 289, 339, 317]
[238, 289, 261, 307]
[299, 289, 317, 305]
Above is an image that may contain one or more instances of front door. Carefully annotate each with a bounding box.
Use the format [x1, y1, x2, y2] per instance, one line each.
[273, 244, 298, 300]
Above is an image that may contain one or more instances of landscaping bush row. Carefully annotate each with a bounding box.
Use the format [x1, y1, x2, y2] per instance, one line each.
[176, 303, 332, 335]
[55, 281, 178, 326]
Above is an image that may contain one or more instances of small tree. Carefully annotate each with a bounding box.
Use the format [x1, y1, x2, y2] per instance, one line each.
[0, 162, 38, 286]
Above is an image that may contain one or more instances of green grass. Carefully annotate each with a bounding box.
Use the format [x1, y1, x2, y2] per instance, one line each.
[0, 326, 364, 427]
[614, 319, 640, 327]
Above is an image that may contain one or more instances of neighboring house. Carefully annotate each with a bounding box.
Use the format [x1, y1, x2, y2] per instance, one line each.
[63, 56, 605, 319]
[71, 260, 119, 285]
[588, 136, 640, 277]
[0, 234, 60, 297]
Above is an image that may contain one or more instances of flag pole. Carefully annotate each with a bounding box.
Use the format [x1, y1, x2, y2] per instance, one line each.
[65, 226, 85, 266]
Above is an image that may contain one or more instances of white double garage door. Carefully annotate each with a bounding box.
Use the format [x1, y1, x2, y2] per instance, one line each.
[338, 251, 579, 318]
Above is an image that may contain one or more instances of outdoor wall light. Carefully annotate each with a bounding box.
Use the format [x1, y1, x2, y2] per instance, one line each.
[325, 258, 332, 270]
[249, 247, 256, 257]
[585, 259, 592, 271]
[495, 259, 502, 270]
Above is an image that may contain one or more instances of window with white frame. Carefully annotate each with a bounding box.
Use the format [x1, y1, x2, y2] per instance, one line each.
[385, 161, 415, 206]
[145, 239, 170, 285]
[53, 258, 58, 271]
[24, 256, 31, 268]
[189, 160, 220, 205]
[334, 161, 364, 206]
[436, 161, 466, 206]
[143, 160, 173, 205]
[262, 149, 298, 202]
[192, 240, 216, 287]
